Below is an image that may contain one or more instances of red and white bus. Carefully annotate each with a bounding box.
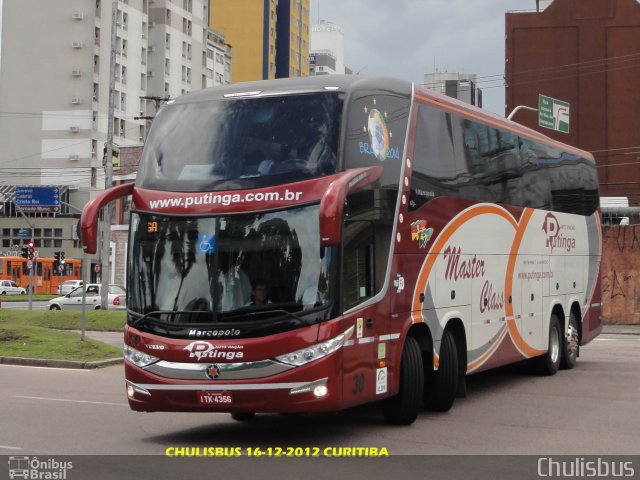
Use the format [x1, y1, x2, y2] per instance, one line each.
[80, 76, 601, 424]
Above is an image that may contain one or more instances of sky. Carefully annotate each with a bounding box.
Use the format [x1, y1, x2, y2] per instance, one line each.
[310, 0, 548, 115]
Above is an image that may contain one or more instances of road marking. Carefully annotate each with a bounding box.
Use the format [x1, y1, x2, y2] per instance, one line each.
[595, 338, 617, 341]
[15, 395, 128, 407]
[0, 444, 24, 451]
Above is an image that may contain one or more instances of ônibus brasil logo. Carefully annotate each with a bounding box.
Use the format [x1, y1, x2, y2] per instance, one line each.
[542, 213, 576, 253]
[183, 341, 244, 361]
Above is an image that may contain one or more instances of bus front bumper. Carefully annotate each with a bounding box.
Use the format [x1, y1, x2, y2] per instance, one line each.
[124, 356, 344, 413]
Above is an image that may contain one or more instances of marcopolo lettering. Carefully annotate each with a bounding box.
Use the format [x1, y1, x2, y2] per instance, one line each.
[188, 328, 241, 338]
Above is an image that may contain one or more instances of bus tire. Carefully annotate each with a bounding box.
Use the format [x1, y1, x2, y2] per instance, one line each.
[230, 412, 255, 421]
[560, 311, 579, 370]
[382, 336, 423, 425]
[424, 329, 458, 412]
[536, 314, 562, 376]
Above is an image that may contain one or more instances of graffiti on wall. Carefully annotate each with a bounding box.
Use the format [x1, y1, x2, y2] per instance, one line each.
[601, 225, 640, 324]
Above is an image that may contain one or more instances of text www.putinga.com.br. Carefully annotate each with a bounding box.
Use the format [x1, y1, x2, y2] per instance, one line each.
[149, 189, 304, 209]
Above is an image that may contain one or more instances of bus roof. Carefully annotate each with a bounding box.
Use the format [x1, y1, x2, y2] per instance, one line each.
[171, 75, 412, 105]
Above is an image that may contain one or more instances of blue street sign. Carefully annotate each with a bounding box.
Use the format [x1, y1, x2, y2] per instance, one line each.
[17, 228, 31, 238]
[15, 186, 60, 207]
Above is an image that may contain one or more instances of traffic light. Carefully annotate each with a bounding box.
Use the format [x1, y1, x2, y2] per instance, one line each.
[27, 241, 35, 260]
[60, 251, 66, 265]
[54, 251, 60, 261]
[21, 245, 29, 258]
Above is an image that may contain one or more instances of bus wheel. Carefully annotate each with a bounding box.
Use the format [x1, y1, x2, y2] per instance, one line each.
[230, 412, 255, 421]
[424, 329, 459, 412]
[536, 314, 562, 376]
[560, 312, 579, 370]
[382, 336, 423, 425]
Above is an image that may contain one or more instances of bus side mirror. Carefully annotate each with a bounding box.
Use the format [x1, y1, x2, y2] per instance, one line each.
[80, 183, 134, 254]
[318, 166, 382, 247]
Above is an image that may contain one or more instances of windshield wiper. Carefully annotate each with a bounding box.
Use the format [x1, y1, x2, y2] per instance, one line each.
[221, 308, 312, 326]
[129, 309, 213, 328]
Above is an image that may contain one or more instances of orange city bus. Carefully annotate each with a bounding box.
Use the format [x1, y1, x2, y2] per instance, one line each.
[0, 256, 81, 294]
[80, 76, 601, 425]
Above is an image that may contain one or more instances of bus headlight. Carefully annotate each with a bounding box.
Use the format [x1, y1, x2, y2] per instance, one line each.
[275, 326, 354, 366]
[124, 345, 160, 368]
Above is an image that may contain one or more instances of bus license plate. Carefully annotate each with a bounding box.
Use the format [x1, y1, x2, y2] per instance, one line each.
[198, 391, 233, 405]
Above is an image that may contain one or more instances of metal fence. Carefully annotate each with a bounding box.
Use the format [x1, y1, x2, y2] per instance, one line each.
[601, 207, 640, 227]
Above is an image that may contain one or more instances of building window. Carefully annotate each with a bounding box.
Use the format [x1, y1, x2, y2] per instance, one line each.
[207, 49, 214, 59]
[166, 8, 171, 24]
[43, 239, 52, 248]
[54, 228, 63, 237]
[54, 240, 63, 248]
[215, 52, 223, 63]
[206, 68, 213, 79]
[44, 228, 52, 237]
[165, 33, 171, 49]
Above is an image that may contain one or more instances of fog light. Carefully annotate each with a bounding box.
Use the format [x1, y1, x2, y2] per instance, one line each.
[127, 385, 135, 397]
[313, 385, 328, 398]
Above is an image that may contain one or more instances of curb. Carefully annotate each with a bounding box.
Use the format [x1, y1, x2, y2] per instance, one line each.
[0, 356, 123, 369]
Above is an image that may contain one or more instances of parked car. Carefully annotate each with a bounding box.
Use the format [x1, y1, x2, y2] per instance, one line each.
[48, 284, 126, 310]
[56, 280, 84, 296]
[0, 280, 26, 295]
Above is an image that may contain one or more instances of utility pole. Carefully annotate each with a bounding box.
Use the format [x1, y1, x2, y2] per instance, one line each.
[101, 0, 118, 310]
[134, 95, 170, 121]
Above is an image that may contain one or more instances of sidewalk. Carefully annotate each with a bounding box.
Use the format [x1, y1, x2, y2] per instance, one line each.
[601, 324, 640, 335]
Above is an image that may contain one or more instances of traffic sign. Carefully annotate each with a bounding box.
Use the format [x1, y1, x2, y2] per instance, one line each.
[26, 260, 33, 269]
[33, 251, 39, 258]
[15, 186, 60, 212]
[538, 94, 570, 134]
[58, 264, 65, 273]
[17, 228, 31, 238]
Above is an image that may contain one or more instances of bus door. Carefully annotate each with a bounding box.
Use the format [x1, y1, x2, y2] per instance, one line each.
[11, 261, 22, 284]
[43, 262, 52, 294]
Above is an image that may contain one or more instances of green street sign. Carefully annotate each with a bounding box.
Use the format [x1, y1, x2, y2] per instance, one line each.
[538, 94, 570, 133]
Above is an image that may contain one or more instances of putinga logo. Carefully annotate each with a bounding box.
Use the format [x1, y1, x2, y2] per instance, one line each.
[183, 341, 244, 361]
[542, 213, 576, 253]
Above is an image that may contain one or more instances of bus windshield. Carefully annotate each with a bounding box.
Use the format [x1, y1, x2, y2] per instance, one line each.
[137, 93, 344, 192]
[128, 204, 333, 324]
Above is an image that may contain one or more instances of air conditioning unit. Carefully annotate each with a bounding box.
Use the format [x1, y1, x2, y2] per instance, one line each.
[71, 69, 82, 77]
[148, 46, 154, 52]
[69, 126, 80, 133]
[68, 154, 80, 161]
[71, 41, 84, 49]
[148, 70, 154, 77]
[71, 97, 82, 105]
[71, 12, 84, 20]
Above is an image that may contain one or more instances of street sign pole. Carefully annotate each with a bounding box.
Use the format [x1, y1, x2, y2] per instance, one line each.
[28, 244, 33, 311]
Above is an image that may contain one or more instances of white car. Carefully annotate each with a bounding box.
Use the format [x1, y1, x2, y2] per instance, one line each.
[0, 280, 26, 295]
[48, 284, 127, 311]
[57, 280, 84, 296]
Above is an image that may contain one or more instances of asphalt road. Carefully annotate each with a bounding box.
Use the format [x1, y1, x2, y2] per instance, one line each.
[1, 334, 639, 458]
[1, 300, 48, 311]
